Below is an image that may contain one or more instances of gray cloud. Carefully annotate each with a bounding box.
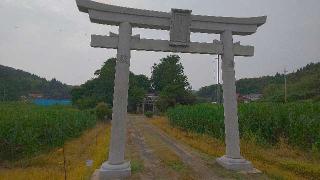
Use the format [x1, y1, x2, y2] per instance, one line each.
[0, 0, 319, 90]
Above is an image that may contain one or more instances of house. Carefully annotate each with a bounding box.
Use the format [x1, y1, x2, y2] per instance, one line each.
[28, 93, 44, 99]
[237, 93, 250, 103]
[243, 94, 263, 102]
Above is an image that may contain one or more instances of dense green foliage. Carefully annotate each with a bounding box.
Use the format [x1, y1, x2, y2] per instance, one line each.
[72, 55, 196, 112]
[196, 62, 320, 102]
[144, 111, 154, 118]
[236, 74, 284, 95]
[128, 74, 151, 112]
[71, 58, 151, 111]
[151, 55, 190, 92]
[196, 84, 222, 103]
[263, 63, 320, 102]
[151, 55, 195, 111]
[0, 65, 71, 101]
[167, 103, 320, 150]
[95, 102, 112, 121]
[0, 102, 97, 160]
[71, 59, 116, 109]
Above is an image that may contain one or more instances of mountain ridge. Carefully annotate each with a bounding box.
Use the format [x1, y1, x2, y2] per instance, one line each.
[196, 62, 320, 102]
[0, 64, 71, 101]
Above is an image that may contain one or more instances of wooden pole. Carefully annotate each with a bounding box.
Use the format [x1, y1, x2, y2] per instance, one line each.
[284, 68, 288, 103]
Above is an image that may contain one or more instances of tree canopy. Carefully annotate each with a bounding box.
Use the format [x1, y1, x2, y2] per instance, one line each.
[151, 55, 190, 92]
[71, 58, 151, 110]
[151, 55, 195, 111]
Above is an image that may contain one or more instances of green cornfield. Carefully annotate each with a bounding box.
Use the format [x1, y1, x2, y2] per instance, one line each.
[0, 102, 97, 160]
[167, 103, 320, 150]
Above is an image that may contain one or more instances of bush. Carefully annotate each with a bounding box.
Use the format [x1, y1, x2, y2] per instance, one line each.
[144, 111, 154, 118]
[74, 97, 98, 110]
[95, 102, 112, 121]
[167, 102, 320, 150]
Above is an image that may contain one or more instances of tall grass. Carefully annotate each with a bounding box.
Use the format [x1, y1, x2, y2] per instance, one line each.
[167, 103, 320, 150]
[0, 102, 97, 160]
[151, 117, 320, 179]
[0, 123, 111, 180]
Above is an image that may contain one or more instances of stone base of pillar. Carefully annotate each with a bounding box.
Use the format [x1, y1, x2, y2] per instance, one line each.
[98, 161, 131, 180]
[216, 155, 253, 172]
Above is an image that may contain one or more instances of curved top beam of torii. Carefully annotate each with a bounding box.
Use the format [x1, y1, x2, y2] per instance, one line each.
[76, 0, 266, 36]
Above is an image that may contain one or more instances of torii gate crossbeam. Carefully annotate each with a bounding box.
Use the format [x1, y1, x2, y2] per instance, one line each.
[75, 0, 266, 179]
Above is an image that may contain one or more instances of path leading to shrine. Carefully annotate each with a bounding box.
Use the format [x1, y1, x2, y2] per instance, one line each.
[128, 115, 220, 179]
[123, 115, 264, 180]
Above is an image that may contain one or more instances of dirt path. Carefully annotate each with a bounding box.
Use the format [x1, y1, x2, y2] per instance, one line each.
[126, 115, 252, 180]
[93, 115, 266, 180]
[128, 115, 226, 180]
[127, 115, 184, 180]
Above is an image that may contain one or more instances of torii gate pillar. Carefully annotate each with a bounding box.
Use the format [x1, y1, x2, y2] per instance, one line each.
[99, 22, 132, 178]
[216, 30, 253, 170]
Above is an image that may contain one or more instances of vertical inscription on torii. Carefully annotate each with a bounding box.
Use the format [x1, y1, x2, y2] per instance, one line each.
[170, 9, 192, 47]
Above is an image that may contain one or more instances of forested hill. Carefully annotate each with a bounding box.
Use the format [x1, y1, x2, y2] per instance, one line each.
[0, 65, 71, 101]
[263, 62, 320, 102]
[197, 62, 320, 102]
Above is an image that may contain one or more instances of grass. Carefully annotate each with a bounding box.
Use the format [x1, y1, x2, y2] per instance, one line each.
[151, 117, 320, 180]
[131, 160, 144, 173]
[0, 102, 97, 160]
[167, 103, 320, 150]
[0, 122, 111, 180]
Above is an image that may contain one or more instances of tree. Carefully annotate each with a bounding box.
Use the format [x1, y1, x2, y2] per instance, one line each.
[128, 73, 151, 112]
[151, 55, 195, 111]
[151, 55, 190, 92]
[71, 59, 116, 108]
[196, 62, 320, 103]
[71, 58, 151, 110]
[196, 84, 223, 103]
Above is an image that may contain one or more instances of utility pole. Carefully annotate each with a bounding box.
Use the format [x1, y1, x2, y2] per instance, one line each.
[2, 88, 5, 102]
[284, 68, 288, 103]
[215, 55, 221, 104]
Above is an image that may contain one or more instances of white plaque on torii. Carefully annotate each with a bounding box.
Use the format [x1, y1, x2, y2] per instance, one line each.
[75, 0, 266, 179]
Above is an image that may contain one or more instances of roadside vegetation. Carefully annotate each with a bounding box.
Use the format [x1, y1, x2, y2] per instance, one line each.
[0, 102, 97, 161]
[151, 117, 320, 180]
[167, 103, 320, 151]
[0, 122, 111, 180]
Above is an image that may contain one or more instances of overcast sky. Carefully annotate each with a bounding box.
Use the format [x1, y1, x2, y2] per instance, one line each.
[0, 0, 319, 90]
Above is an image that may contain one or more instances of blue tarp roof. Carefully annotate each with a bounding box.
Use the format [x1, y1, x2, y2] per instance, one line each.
[33, 99, 71, 106]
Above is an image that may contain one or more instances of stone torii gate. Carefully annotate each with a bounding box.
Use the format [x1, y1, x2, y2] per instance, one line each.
[76, 0, 266, 179]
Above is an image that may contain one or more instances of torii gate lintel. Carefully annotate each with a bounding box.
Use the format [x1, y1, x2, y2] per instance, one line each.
[76, 0, 266, 179]
[91, 33, 254, 56]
